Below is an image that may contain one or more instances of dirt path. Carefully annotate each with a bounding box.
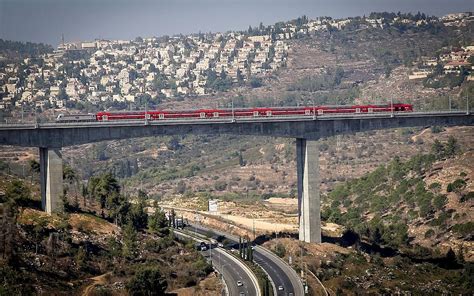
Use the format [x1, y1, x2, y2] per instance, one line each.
[82, 272, 112, 296]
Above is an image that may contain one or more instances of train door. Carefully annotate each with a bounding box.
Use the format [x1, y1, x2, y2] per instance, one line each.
[355, 108, 361, 113]
[253, 111, 259, 117]
[145, 113, 151, 120]
[159, 113, 164, 119]
[368, 108, 373, 113]
[200, 112, 206, 119]
[103, 115, 109, 121]
[317, 109, 324, 115]
[305, 109, 311, 115]
[266, 110, 272, 116]
[213, 112, 219, 118]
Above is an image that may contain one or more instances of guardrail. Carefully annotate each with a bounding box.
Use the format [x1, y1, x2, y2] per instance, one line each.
[175, 229, 261, 296]
[255, 245, 305, 296]
[0, 111, 471, 129]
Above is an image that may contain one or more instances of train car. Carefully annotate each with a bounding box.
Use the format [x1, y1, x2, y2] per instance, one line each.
[56, 113, 97, 122]
[57, 103, 413, 122]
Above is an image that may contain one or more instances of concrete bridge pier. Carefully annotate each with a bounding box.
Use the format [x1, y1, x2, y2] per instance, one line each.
[296, 139, 321, 243]
[39, 147, 63, 214]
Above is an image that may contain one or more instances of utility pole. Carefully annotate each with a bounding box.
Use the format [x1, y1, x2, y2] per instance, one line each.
[390, 97, 394, 117]
[449, 96, 451, 112]
[253, 219, 256, 241]
[231, 99, 235, 122]
[209, 241, 212, 266]
[144, 99, 148, 124]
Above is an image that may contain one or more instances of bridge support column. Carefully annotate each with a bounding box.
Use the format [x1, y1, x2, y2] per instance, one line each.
[39, 147, 63, 214]
[296, 139, 321, 243]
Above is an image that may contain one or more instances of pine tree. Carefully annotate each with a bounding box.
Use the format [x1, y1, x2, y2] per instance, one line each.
[122, 222, 137, 259]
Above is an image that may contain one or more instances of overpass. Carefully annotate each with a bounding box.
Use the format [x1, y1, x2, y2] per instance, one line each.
[1, 111, 473, 243]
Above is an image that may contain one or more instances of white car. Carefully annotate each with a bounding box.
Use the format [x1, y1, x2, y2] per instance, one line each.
[278, 285, 284, 291]
[237, 280, 243, 287]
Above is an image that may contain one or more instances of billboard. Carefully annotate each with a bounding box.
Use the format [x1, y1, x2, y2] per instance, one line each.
[208, 199, 219, 213]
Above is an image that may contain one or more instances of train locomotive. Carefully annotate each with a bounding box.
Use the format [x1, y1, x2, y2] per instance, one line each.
[55, 103, 413, 122]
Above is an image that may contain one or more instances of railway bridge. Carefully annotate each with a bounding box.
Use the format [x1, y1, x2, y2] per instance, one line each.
[0, 111, 473, 243]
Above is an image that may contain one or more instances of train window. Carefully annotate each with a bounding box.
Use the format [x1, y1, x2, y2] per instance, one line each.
[253, 111, 259, 117]
[305, 110, 311, 115]
[317, 109, 323, 115]
[213, 112, 219, 118]
[159, 113, 164, 119]
[200, 112, 206, 118]
[355, 108, 361, 113]
[266, 110, 272, 116]
[103, 115, 108, 121]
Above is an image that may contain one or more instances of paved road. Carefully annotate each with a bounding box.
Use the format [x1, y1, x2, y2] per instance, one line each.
[175, 230, 258, 296]
[204, 248, 257, 296]
[189, 223, 304, 296]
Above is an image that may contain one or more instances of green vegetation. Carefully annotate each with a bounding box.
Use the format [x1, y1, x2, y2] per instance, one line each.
[0, 166, 216, 294]
[452, 222, 474, 237]
[274, 242, 286, 258]
[0, 38, 53, 58]
[127, 266, 168, 295]
[322, 136, 467, 249]
[431, 136, 460, 160]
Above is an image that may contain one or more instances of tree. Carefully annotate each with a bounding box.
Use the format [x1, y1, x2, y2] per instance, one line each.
[29, 159, 40, 182]
[75, 246, 87, 270]
[176, 181, 186, 194]
[63, 165, 78, 208]
[148, 207, 168, 235]
[445, 136, 460, 157]
[127, 266, 168, 295]
[249, 76, 262, 88]
[128, 201, 148, 231]
[431, 139, 444, 159]
[274, 243, 286, 258]
[88, 173, 120, 215]
[5, 180, 30, 205]
[122, 222, 138, 258]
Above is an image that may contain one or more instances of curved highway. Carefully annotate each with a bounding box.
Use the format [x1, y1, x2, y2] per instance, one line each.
[175, 229, 258, 296]
[188, 223, 304, 296]
[205, 247, 257, 296]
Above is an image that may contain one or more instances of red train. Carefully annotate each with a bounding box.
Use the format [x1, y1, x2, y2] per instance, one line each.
[56, 103, 413, 122]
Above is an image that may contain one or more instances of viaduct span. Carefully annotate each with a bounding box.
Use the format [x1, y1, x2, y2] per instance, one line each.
[1, 111, 473, 243]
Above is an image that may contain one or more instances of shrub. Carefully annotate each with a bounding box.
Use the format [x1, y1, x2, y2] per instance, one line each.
[460, 192, 474, 203]
[431, 126, 444, 133]
[274, 243, 286, 258]
[425, 229, 435, 238]
[127, 266, 168, 295]
[447, 179, 466, 193]
[452, 222, 474, 237]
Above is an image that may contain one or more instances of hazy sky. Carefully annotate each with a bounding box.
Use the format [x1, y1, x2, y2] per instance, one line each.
[0, 0, 472, 46]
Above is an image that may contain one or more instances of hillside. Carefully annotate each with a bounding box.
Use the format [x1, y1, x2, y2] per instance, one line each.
[0, 173, 219, 295]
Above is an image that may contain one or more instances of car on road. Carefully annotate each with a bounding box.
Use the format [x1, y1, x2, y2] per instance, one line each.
[239, 292, 245, 296]
[237, 280, 243, 287]
[278, 285, 284, 291]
